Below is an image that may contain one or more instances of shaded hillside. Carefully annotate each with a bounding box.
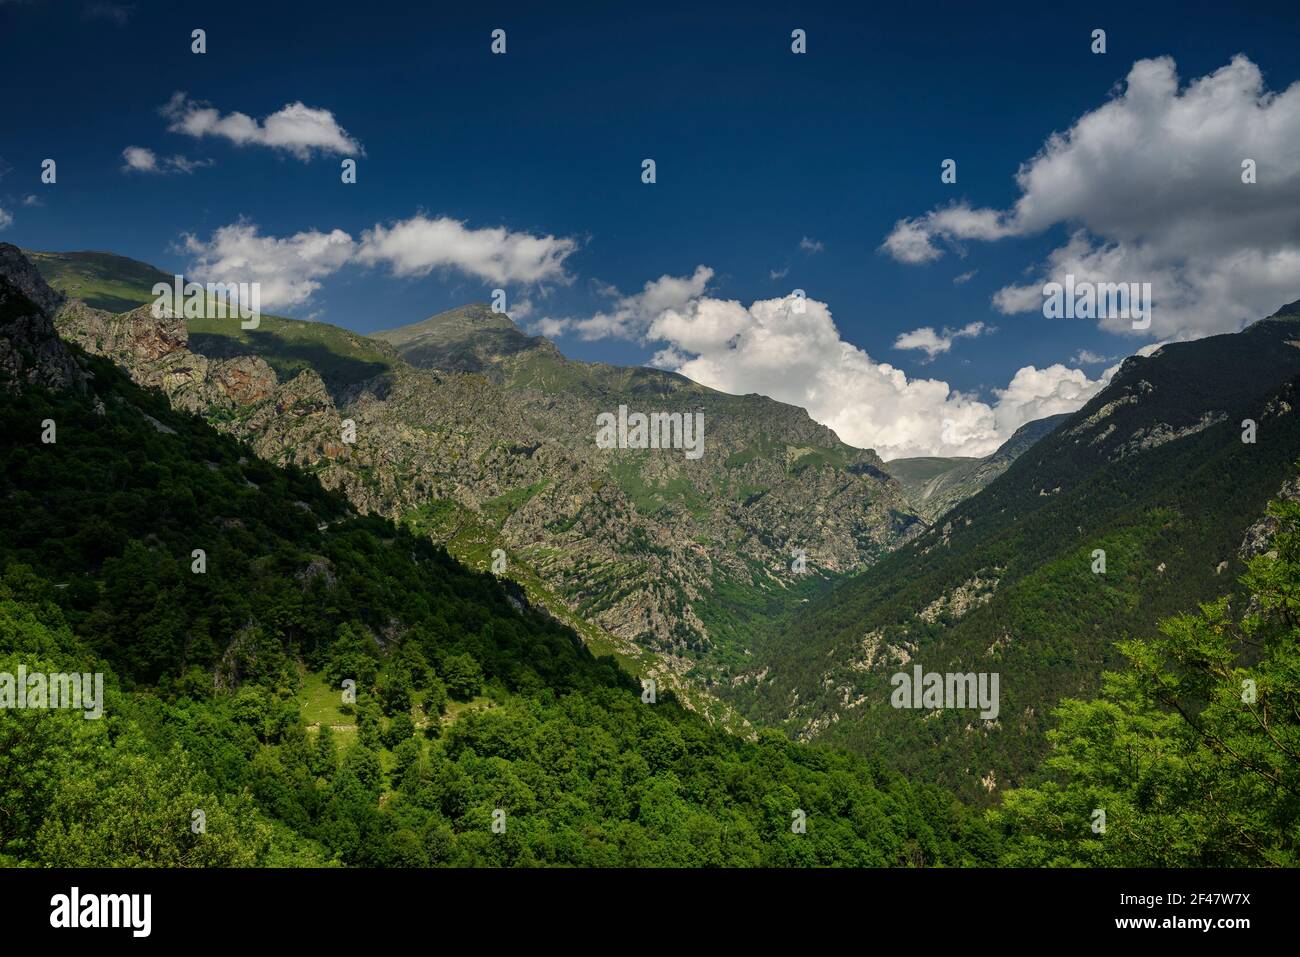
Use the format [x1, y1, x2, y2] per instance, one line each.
[0, 260, 994, 868]
[732, 303, 1300, 802]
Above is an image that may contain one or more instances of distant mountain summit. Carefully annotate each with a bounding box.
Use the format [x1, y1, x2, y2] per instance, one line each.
[886, 414, 1071, 522]
[373, 303, 557, 375]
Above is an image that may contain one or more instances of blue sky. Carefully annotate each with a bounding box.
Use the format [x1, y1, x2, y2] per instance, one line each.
[3, 0, 1300, 457]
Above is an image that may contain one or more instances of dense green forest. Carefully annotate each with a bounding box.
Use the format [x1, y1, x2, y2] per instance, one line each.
[0, 344, 994, 866]
[993, 492, 1300, 866]
[2, 272, 1296, 867]
[730, 312, 1300, 803]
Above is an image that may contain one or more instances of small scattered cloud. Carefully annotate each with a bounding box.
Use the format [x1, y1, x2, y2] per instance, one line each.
[122, 146, 212, 174]
[893, 321, 990, 361]
[1071, 349, 1116, 364]
[121, 146, 157, 172]
[530, 316, 573, 338]
[953, 269, 977, 285]
[799, 236, 825, 254]
[507, 297, 534, 322]
[21, 194, 40, 207]
[162, 92, 363, 160]
[165, 154, 213, 173]
[769, 266, 789, 280]
[0, 207, 12, 231]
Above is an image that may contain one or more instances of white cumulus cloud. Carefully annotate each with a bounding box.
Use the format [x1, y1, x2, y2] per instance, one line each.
[162, 92, 362, 160]
[881, 55, 1300, 339]
[356, 215, 576, 286]
[182, 222, 356, 309]
[549, 267, 1114, 458]
[181, 215, 577, 310]
[122, 146, 157, 172]
[893, 321, 989, 360]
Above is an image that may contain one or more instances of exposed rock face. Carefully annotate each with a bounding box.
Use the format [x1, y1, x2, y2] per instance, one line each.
[0, 243, 65, 316]
[56, 300, 273, 407]
[45, 268, 922, 685]
[1117, 410, 1228, 459]
[917, 573, 1000, 624]
[1240, 476, 1300, 561]
[0, 243, 83, 394]
[210, 356, 279, 406]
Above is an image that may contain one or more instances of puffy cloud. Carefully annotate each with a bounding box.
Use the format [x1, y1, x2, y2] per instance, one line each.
[531, 316, 573, 337]
[1072, 349, 1116, 365]
[121, 146, 156, 172]
[356, 215, 576, 285]
[660, 292, 1110, 458]
[880, 216, 944, 264]
[559, 265, 713, 340]
[561, 268, 1112, 458]
[989, 364, 1107, 438]
[181, 222, 357, 309]
[0, 207, 12, 230]
[882, 55, 1300, 338]
[121, 146, 210, 174]
[162, 92, 362, 160]
[893, 321, 988, 360]
[182, 215, 576, 310]
[800, 236, 825, 253]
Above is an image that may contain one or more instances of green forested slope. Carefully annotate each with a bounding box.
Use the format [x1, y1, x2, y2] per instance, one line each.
[733, 308, 1300, 802]
[0, 275, 992, 867]
[993, 491, 1300, 866]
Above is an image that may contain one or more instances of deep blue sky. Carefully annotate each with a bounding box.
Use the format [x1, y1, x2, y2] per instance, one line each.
[3, 0, 1299, 398]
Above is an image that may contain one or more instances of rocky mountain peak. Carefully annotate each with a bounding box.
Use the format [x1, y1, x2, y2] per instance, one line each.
[0, 243, 66, 316]
[0, 245, 83, 394]
[373, 302, 557, 375]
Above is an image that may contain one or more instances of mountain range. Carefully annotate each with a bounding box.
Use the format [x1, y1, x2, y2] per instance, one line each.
[2, 247, 999, 867]
[733, 307, 1300, 798]
[23, 244, 1300, 800]
[5, 242, 1299, 854]
[26, 248, 944, 728]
